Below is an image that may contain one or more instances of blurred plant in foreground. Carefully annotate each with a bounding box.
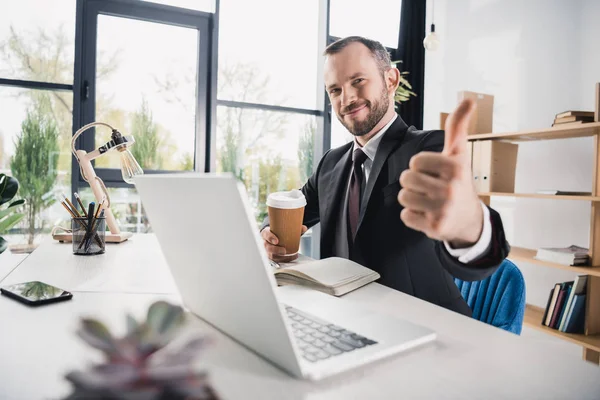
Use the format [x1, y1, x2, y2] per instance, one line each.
[63, 300, 219, 400]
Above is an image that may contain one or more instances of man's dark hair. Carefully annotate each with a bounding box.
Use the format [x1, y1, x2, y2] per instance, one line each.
[324, 36, 392, 75]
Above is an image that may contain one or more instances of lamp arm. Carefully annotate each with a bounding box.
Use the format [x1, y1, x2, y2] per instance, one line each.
[71, 122, 115, 164]
[72, 122, 114, 182]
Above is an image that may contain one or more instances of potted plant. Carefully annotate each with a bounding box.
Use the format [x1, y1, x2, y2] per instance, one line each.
[391, 60, 417, 106]
[64, 300, 219, 400]
[0, 173, 25, 254]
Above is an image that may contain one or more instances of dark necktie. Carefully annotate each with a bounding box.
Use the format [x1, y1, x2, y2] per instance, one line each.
[348, 148, 368, 242]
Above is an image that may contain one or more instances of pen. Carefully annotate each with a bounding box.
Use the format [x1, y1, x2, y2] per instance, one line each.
[78, 202, 95, 251]
[86, 209, 105, 252]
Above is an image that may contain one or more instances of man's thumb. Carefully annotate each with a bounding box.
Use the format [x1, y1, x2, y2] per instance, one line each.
[443, 99, 476, 156]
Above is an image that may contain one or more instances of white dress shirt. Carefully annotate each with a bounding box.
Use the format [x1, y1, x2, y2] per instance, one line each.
[351, 114, 493, 264]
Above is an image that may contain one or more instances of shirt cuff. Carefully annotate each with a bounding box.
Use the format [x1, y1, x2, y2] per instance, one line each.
[444, 202, 492, 264]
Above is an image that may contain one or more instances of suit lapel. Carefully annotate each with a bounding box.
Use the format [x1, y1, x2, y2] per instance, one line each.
[320, 144, 352, 239]
[358, 116, 409, 228]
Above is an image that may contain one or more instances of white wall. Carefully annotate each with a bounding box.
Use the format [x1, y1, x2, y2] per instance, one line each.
[424, 0, 600, 360]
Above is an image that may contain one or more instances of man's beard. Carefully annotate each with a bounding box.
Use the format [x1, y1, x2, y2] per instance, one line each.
[337, 88, 389, 137]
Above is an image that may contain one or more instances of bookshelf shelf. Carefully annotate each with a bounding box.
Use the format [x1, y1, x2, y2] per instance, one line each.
[524, 305, 600, 353]
[466, 122, 600, 142]
[508, 246, 600, 278]
[478, 192, 600, 201]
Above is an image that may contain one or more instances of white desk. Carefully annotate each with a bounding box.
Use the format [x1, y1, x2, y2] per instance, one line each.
[1, 235, 599, 400]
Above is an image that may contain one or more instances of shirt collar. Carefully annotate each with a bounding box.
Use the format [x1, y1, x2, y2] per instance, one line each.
[352, 114, 398, 162]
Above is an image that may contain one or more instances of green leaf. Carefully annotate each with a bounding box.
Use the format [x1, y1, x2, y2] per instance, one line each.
[77, 319, 119, 354]
[0, 175, 18, 207]
[0, 237, 7, 254]
[0, 213, 25, 234]
[147, 301, 185, 338]
[126, 314, 139, 336]
[8, 199, 25, 208]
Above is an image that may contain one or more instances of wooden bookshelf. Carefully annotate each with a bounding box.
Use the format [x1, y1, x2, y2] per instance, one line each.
[478, 192, 600, 201]
[466, 105, 600, 364]
[524, 305, 600, 353]
[508, 246, 600, 277]
[467, 122, 600, 142]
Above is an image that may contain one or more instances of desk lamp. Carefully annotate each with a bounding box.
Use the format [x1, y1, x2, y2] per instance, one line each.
[52, 122, 144, 243]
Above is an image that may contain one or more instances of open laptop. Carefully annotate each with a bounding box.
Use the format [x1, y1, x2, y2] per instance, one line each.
[134, 173, 435, 380]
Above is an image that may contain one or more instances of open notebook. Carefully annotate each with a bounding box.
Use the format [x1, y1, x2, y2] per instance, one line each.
[272, 255, 380, 296]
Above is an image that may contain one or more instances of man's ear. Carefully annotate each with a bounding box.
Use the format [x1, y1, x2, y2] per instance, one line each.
[386, 67, 401, 95]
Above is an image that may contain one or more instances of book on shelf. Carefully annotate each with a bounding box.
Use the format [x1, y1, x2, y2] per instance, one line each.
[534, 245, 590, 266]
[550, 282, 573, 329]
[555, 110, 595, 119]
[535, 190, 592, 196]
[272, 255, 380, 297]
[551, 120, 589, 127]
[559, 275, 588, 332]
[544, 283, 562, 326]
[563, 294, 586, 334]
[542, 277, 588, 333]
[552, 111, 595, 127]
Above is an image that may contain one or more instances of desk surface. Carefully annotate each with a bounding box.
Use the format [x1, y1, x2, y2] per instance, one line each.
[1, 235, 599, 399]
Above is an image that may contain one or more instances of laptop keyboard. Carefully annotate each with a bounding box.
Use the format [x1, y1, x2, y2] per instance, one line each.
[285, 305, 378, 363]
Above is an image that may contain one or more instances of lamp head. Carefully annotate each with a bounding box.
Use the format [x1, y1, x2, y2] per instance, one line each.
[99, 129, 144, 184]
[98, 129, 135, 154]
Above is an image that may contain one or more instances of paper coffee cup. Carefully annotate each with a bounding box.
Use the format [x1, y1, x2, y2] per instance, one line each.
[267, 190, 306, 256]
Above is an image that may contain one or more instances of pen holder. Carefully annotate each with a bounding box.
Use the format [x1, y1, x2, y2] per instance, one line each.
[72, 217, 106, 255]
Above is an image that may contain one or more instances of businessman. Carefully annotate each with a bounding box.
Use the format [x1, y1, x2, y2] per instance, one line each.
[261, 36, 510, 316]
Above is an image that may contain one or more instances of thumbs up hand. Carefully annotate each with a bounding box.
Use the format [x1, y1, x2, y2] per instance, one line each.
[397, 99, 483, 248]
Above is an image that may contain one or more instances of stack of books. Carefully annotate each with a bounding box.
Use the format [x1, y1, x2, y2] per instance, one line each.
[552, 110, 595, 127]
[542, 275, 588, 333]
[534, 245, 590, 266]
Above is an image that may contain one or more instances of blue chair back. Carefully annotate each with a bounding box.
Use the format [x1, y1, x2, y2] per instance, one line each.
[454, 259, 526, 334]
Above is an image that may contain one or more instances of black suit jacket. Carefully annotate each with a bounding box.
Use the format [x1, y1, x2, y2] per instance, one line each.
[265, 116, 510, 316]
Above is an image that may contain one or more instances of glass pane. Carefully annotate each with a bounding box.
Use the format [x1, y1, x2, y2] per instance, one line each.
[330, 111, 353, 149]
[79, 187, 151, 234]
[216, 106, 316, 225]
[218, 0, 320, 110]
[330, 0, 402, 48]
[95, 15, 198, 172]
[0, 87, 72, 250]
[141, 0, 215, 12]
[0, 0, 75, 84]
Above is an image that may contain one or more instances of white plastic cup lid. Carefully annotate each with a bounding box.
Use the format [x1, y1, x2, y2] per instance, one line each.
[266, 189, 307, 209]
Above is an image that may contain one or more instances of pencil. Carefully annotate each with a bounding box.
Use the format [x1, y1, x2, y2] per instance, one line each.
[74, 193, 87, 217]
[94, 197, 106, 219]
[63, 194, 81, 218]
[60, 200, 78, 219]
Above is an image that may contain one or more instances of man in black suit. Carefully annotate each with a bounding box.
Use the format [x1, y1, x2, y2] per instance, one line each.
[261, 36, 510, 316]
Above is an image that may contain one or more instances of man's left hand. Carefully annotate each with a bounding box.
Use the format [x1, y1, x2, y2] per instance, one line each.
[397, 99, 483, 248]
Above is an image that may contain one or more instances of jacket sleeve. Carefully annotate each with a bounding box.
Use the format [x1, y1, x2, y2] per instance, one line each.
[261, 149, 331, 232]
[419, 130, 510, 281]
